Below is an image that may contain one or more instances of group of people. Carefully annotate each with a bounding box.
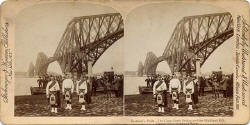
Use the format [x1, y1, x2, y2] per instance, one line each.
[152, 73, 198, 112]
[39, 72, 123, 114]
[93, 74, 123, 99]
[37, 75, 63, 89]
[149, 71, 233, 113]
[145, 75, 172, 88]
[45, 73, 89, 113]
[206, 74, 233, 99]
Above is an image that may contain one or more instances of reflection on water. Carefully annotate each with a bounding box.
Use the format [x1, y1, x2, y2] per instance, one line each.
[124, 76, 146, 95]
[15, 77, 38, 96]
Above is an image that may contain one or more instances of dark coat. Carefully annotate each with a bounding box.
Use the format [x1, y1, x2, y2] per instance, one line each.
[221, 77, 229, 91]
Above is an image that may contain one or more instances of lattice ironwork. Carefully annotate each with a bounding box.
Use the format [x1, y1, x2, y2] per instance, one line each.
[163, 12, 233, 73]
[144, 12, 233, 75]
[41, 13, 123, 75]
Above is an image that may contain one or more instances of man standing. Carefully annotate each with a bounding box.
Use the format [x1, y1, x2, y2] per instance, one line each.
[76, 75, 88, 111]
[199, 76, 206, 96]
[153, 76, 167, 112]
[169, 73, 181, 110]
[85, 76, 92, 104]
[151, 76, 157, 88]
[163, 75, 170, 90]
[62, 73, 74, 110]
[145, 76, 151, 87]
[220, 75, 229, 98]
[37, 77, 42, 88]
[46, 76, 60, 113]
[213, 75, 220, 99]
[43, 75, 50, 89]
[105, 76, 112, 100]
[183, 75, 194, 110]
[91, 76, 98, 96]
[192, 76, 199, 104]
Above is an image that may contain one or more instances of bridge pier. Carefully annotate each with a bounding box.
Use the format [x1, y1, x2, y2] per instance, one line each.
[195, 58, 201, 78]
[87, 61, 93, 77]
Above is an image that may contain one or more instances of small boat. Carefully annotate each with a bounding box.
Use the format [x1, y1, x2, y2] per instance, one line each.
[138, 86, 153, 94]
[30, 87, 46, 95]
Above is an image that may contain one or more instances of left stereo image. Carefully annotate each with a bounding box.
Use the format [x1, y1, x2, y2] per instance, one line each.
[14, 3, 124, 117]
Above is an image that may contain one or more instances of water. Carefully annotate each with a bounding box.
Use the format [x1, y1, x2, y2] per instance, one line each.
[124, 76, 147, 95]
[15, 77, 38, 96]
[15, 76, 148, 96]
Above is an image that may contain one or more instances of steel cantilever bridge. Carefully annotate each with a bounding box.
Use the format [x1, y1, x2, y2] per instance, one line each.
[144, 12, 233, 75]
[36, 13, 124, 76]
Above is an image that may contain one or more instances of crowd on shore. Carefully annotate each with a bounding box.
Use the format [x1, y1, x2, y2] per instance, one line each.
[145, 72, 233, 112]
[36, 73, 123, 113]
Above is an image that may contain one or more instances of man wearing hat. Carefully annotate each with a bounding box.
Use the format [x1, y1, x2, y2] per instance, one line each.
[169, 73, 181, 110]
[153, 76, 167, 112]
[46, 76, 60, 113]
[62, 73, 74, 110]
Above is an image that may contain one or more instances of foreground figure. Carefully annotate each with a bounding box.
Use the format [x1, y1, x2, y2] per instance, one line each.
[183, 75, 194, 110]
[153, 76, 167, 113]
[62, 74, 74, 110]
[46, 76, 60, 113]
[169, 74, 181, 110]
[76, 75, 88, 111]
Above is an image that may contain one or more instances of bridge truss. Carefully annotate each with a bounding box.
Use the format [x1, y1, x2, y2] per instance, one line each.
[52, 13, 124, 74]
[144, 12, 233, 75]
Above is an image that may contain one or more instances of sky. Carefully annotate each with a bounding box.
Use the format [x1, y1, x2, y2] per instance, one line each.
[15, 2, 234, 75]
[124, 3, 233, 74]
[15, 3, 123, 74]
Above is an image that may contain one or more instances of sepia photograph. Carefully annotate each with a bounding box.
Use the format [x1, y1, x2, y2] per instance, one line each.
[0, 0, 249, 124]
[124, 3, 234, 116]
[14, 2, 124, 116]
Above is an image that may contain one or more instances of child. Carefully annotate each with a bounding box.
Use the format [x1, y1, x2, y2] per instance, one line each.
[183, 75, 194, 110]
[169, 74, 181, 110]
[62, 73, 74, 110]
[46, 76, 60, 113]
[153, 76, 167, 112]
[76, 76, 88, 110]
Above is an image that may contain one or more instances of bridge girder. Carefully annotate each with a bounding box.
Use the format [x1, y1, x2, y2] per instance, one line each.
[144, 12, 233, 75]
[144, 52, 158, 75]
[51, 13, 124, 74]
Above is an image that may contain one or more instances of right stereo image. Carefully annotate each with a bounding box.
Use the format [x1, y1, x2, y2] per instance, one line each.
[124, 3, 234, 116]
